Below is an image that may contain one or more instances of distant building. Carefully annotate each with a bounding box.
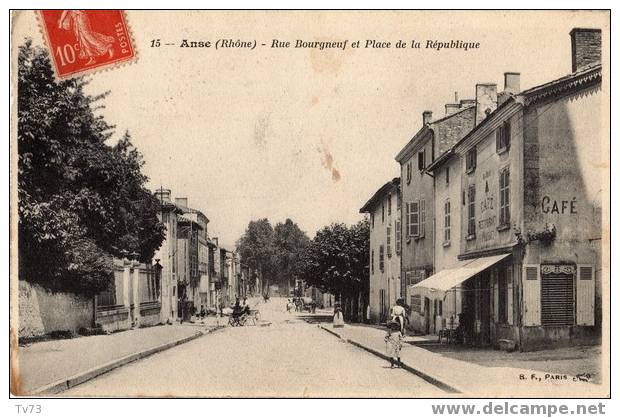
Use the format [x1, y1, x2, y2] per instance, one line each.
[360, 177, 401, 323]
[153, 188, 183, 323]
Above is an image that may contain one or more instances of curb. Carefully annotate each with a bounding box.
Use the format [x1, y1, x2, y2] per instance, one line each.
[319, 325, 461, 394]
[30, 326, 225, 395]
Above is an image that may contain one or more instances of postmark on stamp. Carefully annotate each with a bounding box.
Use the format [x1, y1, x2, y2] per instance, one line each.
[37, 10, 135, 79]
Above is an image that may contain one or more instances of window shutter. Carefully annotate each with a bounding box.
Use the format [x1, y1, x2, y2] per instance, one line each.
[506, 265, 514, 325]
[576, 264, 595, 326]
[411, 201, 419, 236]
[405, 203, 410, 237]
[522, 265, 541, 326]
[420, 199, 426, 237]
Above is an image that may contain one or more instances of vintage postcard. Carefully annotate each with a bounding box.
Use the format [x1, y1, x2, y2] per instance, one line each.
[9, 10, 610, 399]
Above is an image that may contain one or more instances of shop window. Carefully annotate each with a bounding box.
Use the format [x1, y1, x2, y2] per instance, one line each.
[498, 267, 508, 324]
[410, 294, 422, 313]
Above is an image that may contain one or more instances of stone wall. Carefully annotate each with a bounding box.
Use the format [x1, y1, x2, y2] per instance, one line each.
[18, 280, 94, 338]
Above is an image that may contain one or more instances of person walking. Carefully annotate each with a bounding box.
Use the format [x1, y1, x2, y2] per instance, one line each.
[384, 321, 403, 368]
[390, 298, 407, 335]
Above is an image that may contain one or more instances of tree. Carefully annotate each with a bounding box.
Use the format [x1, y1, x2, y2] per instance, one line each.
[17, 40, 165, 296]
[273, 219, 310, 291]
[297, 219, 369, 321]
[236, 219, 275, 292]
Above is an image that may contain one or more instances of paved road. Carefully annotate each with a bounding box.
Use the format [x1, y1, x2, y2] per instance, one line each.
[65, 298, 444, 397]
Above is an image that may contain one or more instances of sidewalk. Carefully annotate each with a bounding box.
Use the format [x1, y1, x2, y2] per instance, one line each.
[319, 322, 606, 397]
[14, 323, 219, 395]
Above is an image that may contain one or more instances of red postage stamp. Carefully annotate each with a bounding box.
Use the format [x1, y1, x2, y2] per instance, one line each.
[37, 10, 135, 79]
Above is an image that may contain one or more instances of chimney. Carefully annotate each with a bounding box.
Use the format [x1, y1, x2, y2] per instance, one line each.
[175, 197, 189, 208]
[154, 188, 171, 203]
[445, 103, 460, 116]
[459, 99, 476, 108]
[475, 83, 497, 126]
[422, 111, 433, 126]
[570, 28, 602, 72]
[504, 72, 521, 94]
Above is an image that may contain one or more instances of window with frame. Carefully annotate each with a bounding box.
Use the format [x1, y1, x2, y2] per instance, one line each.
[467, 185, 476, 237]
[496, 121, 511, 153]
[499, 168, 510, 226]
[371, 213, 375, 229]
[387, 194, 392, 216]
[410, 294, 422, 313]
[371, 250, 374, 274]
[444, 199, 451, 244]
[406, 161, 412, 184]
[408, 201, 419, 237]
[382, 203, 385, 224]
[419, 199, 426, 238]
[379, 245, 385, 272]
[446, 166, 450, 186]
[418, 149, 426, 171]
[395, 218, 401, 255]
[466, 147, 477, 173]
[386, 225, 392, 258]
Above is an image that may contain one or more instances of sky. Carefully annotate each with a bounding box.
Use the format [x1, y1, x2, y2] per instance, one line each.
[13, 10, 609, 249]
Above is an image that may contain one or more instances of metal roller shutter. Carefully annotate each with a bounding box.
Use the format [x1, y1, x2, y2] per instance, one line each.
[541, 275, 574, 326]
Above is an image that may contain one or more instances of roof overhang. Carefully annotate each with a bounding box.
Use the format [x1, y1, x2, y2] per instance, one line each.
[359, 177, 400, 213]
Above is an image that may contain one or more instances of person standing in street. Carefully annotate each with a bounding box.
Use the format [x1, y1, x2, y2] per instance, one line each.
[333, 302, 344, 328]
[384, 321, 403, 368]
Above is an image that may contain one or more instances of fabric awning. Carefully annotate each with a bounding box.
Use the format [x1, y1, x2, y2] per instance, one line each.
[412, 253, 511, 293]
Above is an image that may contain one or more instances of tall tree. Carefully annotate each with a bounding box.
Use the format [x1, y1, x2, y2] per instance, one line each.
[236, 219, 275, 290]
[273, 219, 310, 290]
[17, 40, 165, 296]
[297, 219, 369, 320]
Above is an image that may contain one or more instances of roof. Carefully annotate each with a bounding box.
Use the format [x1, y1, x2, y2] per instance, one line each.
[177, 216, 204, 229]
[359, 177, 400, 213]
[394, 105, 475, 164]
[450, 63, 602, 155]
[520, 63, 601, 105]
[425, 149, 455, 172]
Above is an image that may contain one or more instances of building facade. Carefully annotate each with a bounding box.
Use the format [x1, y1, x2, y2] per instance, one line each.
[412, 28, 602, 350]
[153, 188, 182, 323]
[396, 101, 477, 332]
[360, 178, 401, 323]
